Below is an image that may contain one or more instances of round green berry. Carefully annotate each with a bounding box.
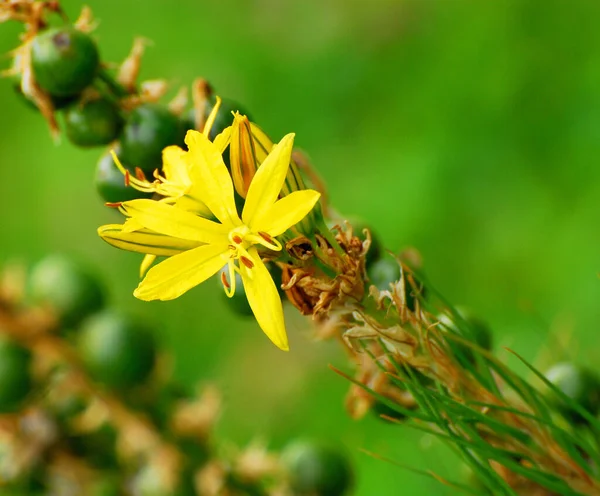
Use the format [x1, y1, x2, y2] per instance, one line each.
[31, 27, 99, 97]
[78, 311, 157, 389]
[0, 337, 32, 413]
[64, 98, 123, 147]
[95, 147, 153, 204]
[28, 255, 105, 328]
[282, 440, 353, 496]
[120, 104, 185, 173]
[545, 362, 600, 423]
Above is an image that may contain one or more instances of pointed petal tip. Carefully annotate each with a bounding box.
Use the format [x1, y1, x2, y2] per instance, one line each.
[271, 335, 290, 351]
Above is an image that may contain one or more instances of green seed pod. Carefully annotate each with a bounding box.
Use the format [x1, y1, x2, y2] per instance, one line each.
[64, 98, 123, 147]
[28, 254, 105, 328]
[78, 310, 157, 389]
[95, 147, 153, 204]
[0, 336, 32, 413]
[545, 362, 600, 423]
[282, 440, 353, 496]
[182, 96, 251, 140]
[31, 27, 100, 97]
[120, 103, 185, 173]
[438, 306, 493, 359]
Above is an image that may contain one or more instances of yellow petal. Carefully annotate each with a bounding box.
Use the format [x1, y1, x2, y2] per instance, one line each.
[242, 134, 295, 225]
[213, 126, 232, 154]
[239, 248, 289, 351]
[185, 130, 240, 227]
[252, 190, 321, 237]
[122, 218, 144, 233]
[120, 199, 228, 243]
[134, 243, 228, 301]
[162, 146, 190, 186]
[140, 254, 156, 278]
[98, 224, 201, 256]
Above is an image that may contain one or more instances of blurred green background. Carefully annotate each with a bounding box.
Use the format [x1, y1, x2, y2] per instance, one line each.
[1, 0, 600, 493]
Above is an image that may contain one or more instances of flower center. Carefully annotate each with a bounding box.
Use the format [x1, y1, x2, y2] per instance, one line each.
[220, 226, 283, 298]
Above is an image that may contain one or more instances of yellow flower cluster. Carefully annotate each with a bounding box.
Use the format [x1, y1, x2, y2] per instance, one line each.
[98, 100, 321, 350]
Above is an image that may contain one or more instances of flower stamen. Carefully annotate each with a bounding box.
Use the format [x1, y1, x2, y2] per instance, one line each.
[221, 270, 230, 289]
[258, 231, 274, 244]
[240, 256, 254, 269]
[232, 235, 243, 244]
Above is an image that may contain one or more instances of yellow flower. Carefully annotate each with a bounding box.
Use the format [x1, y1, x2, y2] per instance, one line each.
[110, 98, 231, 277]
[98, 130, 321, 350]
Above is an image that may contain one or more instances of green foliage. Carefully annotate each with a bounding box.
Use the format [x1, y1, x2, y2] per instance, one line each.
[31, 27, 99, 97]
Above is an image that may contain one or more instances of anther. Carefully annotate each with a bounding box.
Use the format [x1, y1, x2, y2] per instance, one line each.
[228, 245, 236, 250]
[124, 170, 130, 187]
[135, 167, 146, 181]
[232, 235, 243, 244]
[258, 231, 274, 243]
[105, 202, 123, 208]
[220, 271, 230, 289]
[240, 256, 254, 269]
